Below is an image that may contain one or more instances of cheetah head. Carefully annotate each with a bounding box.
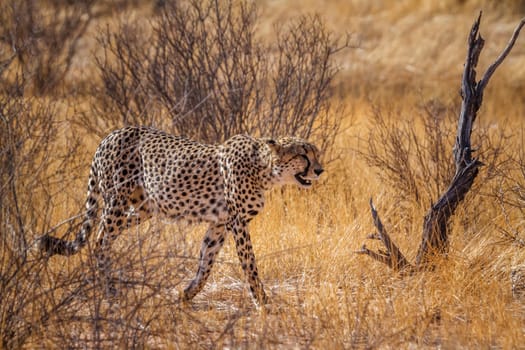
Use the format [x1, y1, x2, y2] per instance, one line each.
[265, 137, 324, 188]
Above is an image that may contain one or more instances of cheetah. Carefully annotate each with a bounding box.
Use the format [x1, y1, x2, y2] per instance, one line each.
[39, 126, 323, 304]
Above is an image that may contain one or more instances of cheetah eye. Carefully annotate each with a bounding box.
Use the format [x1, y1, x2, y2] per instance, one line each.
[298, 146, 309, 156]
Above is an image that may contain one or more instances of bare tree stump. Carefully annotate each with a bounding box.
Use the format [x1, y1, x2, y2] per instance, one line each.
[357, 12, 525, 271]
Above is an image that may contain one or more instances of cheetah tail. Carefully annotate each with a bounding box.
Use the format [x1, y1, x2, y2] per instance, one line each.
[39, 167, 100, 257]
[39, 195, 98, 256]
[38, 196, 98, 256]
[39, 234, 80, 256]
[38, 194, 98, 256]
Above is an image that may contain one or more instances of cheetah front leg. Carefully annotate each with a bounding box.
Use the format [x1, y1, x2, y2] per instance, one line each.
[183, 223, 226, 301]
[229, 217, 268, 305]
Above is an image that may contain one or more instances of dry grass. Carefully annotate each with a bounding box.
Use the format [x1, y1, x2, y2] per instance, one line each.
[2, 0, 525, 348]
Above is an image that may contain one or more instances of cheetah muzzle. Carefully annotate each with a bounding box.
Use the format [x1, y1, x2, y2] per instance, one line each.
[38, 126, 324, 305]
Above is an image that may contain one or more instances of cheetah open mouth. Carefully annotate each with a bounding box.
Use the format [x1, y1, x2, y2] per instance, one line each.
[295, 155, 312, 187]
[295, 173, 312, 187]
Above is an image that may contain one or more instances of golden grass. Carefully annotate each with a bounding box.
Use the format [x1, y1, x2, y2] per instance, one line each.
[4, 0, 525, 348]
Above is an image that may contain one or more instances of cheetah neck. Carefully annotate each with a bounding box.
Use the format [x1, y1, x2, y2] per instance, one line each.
[266, 157, 285, 189]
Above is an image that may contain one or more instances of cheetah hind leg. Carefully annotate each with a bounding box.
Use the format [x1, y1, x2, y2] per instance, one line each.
[94, 195, 150, 298]
[183, 224, 226, 302]
[94, 214, 122, 298]
[94, 232, 118, 298]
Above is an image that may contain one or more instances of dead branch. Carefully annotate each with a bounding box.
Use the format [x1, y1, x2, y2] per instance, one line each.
[359, 12, 525, 270]
[356, 199, 412, 271]
[417, 12, 524, 266]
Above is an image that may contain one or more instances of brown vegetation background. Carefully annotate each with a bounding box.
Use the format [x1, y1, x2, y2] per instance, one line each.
[1, 0, 525, 348]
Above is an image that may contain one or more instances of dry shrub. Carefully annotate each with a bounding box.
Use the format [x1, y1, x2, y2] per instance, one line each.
[0, 66, 82, 346]
[493, 130, 525, 248]
[37, 223, 195, 348]
[86, 0, 346, 154]
[0, 0, 97, 94]
[359, 100, 457, 206]
[358, 99, 511, 235]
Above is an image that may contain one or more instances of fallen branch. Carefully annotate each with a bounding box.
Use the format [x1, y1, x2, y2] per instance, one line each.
[356, 199, 412, 272]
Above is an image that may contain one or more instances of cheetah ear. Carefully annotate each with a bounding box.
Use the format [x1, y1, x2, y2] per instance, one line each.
[264, 138, 282, 155]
